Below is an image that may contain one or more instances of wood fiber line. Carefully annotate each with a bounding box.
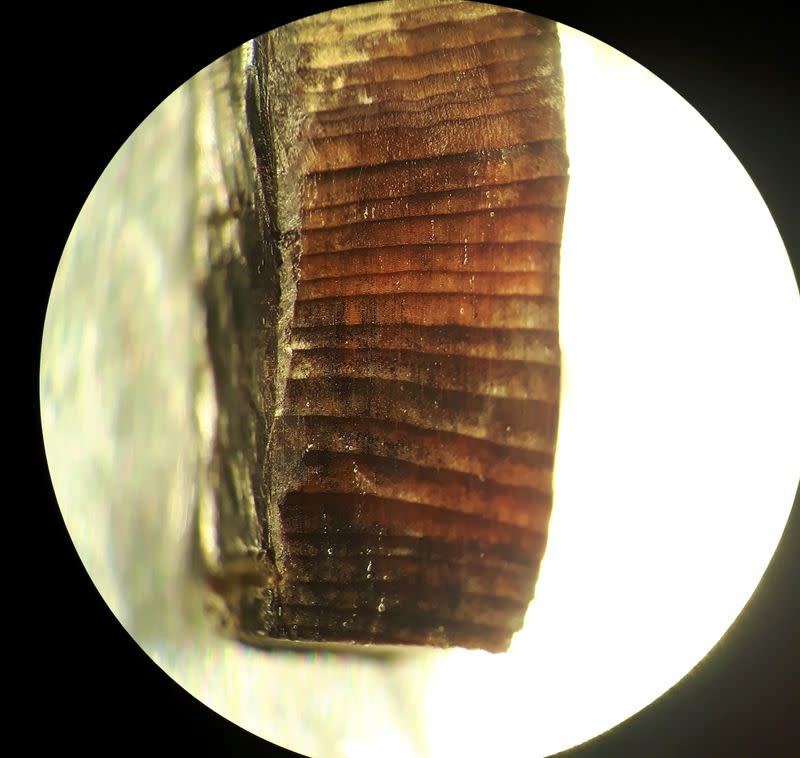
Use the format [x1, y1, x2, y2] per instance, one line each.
[296, 30, 549, 91]
[276, 414, 556, 489]
[308, 75, 563, 124]
[287, 9, 542, 60]
[288, 324, 561, 363]
[281, 531, 547, 569]
[283, 376, 559, 451]
[296, 270, 559, 300]
[277, 492, 548, 552]
[301, 177, 569, 229]
[284, 552, 540, 593]
[297, 243, 561, 281]
[280, 585, 528, 630]
[293, 450, 552, 529]
[303, 140, 569, 210]
[292, 292, 559, 330]
[285, 2, 502, 46]
[288, 347, 560, 401]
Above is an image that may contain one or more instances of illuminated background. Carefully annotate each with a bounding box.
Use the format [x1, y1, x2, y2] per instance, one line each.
[40, 19, 800, 758]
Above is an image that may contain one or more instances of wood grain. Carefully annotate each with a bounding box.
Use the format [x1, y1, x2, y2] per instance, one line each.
[201, 0, 568, 653]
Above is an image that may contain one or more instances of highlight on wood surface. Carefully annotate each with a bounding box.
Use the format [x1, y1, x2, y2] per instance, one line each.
[195, 0, 569, 653]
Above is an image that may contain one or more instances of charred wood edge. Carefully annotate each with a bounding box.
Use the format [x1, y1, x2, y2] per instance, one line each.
[191, 42, 281, 637]
[190, 30, 403, 656]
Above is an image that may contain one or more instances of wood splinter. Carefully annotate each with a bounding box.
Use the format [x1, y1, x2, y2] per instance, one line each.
[194, 0, 569, 654]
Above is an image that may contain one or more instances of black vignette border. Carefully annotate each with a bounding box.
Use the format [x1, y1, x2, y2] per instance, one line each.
[29, 2, 799, 757]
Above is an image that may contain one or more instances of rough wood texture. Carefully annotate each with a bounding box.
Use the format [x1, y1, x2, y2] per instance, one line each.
[197, 0, 569, 653]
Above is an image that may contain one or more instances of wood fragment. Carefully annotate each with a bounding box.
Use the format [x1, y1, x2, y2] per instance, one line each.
[195, 0, 568, 653]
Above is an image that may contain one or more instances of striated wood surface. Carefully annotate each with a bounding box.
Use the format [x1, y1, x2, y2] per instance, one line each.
[200, 0, 569, 653]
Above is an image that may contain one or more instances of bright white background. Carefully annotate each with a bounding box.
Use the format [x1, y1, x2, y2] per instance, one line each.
[41, 19, 800, 758]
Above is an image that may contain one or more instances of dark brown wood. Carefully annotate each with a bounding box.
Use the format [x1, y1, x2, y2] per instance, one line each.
[198, 0, 569, 653]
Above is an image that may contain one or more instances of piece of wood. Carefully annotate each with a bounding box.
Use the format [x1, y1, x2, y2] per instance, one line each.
[196, 0, 569, 653]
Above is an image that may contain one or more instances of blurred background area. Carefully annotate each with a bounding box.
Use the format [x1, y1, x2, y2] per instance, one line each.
[39, 61, 440, 758]
[40, 86, 200, 645]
